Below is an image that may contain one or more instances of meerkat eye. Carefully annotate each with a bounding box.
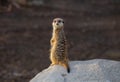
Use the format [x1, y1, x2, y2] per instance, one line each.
[62, 21, 64, 23]
[58, 20, 61, 23]
[54, 20, 56, 23]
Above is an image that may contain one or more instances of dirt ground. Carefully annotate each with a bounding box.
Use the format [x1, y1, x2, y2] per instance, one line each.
[0, 2, 120, 82]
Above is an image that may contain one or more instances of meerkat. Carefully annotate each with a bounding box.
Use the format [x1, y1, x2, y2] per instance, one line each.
[50, 18, 70, 73]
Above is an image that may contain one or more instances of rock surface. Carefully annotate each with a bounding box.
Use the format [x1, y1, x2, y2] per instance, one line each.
[30, 59, 120, 82]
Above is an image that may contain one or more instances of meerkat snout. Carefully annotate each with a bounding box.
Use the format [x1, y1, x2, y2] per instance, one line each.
[52, 18, 64, 29]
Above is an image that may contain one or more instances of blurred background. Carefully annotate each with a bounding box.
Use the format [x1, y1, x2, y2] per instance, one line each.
[0, 0, 120, 82]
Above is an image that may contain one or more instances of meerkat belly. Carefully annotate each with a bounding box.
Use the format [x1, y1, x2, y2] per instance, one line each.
[56, 43, 66, 60]
[51, 40, 66, 61]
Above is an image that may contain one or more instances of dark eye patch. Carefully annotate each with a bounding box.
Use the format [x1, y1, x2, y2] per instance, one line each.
[53, 19, 64, 23]
[58, 20, 61, 23]
[54, 20, 56, 23]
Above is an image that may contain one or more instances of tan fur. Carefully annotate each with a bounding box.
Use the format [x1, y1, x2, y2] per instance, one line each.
[50, 18, 70, 73]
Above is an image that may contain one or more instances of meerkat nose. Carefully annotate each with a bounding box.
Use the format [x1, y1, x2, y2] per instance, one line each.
[56, 23, 59, 25]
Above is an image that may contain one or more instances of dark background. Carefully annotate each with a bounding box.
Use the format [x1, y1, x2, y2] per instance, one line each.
[0, 0, 120, 82]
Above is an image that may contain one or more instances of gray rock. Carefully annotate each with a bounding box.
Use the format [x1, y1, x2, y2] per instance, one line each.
[30, 59, 120, 82]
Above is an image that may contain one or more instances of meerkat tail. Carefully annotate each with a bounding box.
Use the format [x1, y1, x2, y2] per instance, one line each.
[62, 63, 70, 73]
[67, 64, 70, 73]
[67, 65, 70, 73]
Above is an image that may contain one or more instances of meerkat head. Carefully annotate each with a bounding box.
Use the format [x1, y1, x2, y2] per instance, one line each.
[52, 18, 64, 30]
